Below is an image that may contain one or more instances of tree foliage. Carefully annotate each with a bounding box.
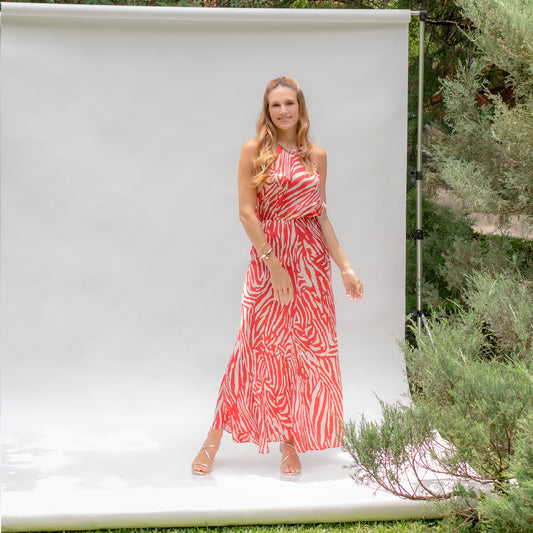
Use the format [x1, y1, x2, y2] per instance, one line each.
[427, 0, 533, 227]
[478, 412, 533, 533]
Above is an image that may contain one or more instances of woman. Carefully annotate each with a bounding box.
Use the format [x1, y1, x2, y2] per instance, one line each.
[192, 77, 363, 476]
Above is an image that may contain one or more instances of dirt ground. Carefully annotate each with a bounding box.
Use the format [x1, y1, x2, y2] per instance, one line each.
[430, 187, 533, 241]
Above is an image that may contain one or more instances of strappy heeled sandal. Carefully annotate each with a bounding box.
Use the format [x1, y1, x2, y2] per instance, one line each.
[191, 442, 219, 475]
[279, 441, 301, 476]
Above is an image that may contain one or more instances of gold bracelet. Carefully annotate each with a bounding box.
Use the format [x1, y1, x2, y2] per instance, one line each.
[260, 248, 273, 260]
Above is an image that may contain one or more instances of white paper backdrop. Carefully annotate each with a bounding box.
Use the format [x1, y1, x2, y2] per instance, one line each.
[0, 5, 421, 530]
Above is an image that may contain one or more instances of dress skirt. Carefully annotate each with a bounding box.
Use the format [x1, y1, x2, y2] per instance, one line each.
[211, 215, 343, 454]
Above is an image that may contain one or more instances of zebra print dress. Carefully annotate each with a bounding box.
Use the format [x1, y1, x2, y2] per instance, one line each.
[211, 144, 343, 454]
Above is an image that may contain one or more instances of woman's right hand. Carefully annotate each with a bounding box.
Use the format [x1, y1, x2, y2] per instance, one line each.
[268, 262, 294, 305]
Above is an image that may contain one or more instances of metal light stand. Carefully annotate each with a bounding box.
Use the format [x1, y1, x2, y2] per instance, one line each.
[408, 7, 435, 347]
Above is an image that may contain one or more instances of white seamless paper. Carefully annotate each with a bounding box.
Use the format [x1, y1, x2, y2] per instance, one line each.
[0, 5, 420, 530]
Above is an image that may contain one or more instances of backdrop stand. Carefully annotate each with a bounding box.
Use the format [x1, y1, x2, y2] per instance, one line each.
[408, 6, 435, 348]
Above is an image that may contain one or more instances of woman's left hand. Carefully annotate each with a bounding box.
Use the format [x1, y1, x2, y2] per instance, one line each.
[342, 269, 363, 302]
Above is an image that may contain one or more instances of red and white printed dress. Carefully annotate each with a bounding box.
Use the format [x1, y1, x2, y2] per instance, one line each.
[212, 145, 343, 454]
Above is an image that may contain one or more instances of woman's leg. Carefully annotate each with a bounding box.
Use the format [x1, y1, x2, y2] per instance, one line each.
[191, 428, 223, 474]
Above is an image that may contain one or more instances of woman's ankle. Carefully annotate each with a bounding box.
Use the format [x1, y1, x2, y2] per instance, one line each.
[206, 428, 223, 446]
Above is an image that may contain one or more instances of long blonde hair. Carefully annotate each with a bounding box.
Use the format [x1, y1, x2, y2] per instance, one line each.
[251, 77, 314, 189]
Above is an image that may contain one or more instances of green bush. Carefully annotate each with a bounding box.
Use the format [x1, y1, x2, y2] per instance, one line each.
[346, 269, 533, 527]
[463, 272, 533, 361]
[405, 186, 533, 319]
[442, 235, 533, 299]
[405, 187, 473, 313]
[478, 413, 533, 532]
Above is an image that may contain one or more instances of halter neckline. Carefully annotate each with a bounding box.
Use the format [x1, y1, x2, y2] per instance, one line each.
[278, 143, 301, 155]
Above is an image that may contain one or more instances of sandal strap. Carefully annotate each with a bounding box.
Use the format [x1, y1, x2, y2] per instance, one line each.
[200, 443, 219, 465]
[191, 442, 220, 474]
[280, 442, 298, 465]
[191, 461, 210, 470]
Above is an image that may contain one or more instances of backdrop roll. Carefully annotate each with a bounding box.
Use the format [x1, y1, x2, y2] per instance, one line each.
[0, 5, 422, 530]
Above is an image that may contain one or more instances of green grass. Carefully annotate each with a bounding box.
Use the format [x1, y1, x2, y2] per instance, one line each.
[44, 521, 449, 533]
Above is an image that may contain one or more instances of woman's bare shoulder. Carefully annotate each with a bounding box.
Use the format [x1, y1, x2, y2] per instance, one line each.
[242, 137, 260, 154]
[311, 143, 327, 164]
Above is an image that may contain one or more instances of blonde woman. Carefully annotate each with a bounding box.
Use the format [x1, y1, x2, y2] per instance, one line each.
[192, 77, 363, 476]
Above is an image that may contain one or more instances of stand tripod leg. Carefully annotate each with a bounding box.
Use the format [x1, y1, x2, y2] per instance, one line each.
[406, 310, 436, 351]
[420, 312, 436, 350]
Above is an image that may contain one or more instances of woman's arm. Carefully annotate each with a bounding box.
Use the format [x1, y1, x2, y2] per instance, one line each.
[238, 139, 294, 304]
[313, 145, 363, 302]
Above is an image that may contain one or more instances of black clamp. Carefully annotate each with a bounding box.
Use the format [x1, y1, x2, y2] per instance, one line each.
[416, 229, 428, 240]
[419, 6, 428, 21]
[407, 309, 428, 320]
[410, 170, 423, 182]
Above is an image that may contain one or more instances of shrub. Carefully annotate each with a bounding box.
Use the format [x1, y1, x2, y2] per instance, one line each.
[345, 270, 533, 527]
[478, 413, 533, 532]
[405, 187, 473, 313]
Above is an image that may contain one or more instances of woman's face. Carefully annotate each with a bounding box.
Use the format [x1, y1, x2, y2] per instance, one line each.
[268, 86, 299, 133]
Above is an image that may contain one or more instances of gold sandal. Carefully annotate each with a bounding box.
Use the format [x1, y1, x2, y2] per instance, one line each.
[279, 441, 301, 476]
[191, 442, 219, 475]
